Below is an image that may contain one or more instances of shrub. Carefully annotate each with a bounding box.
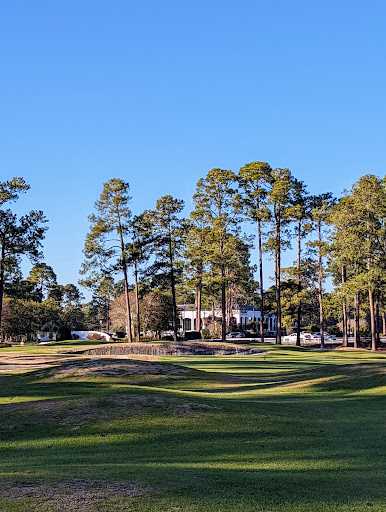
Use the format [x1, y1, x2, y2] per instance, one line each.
[56, 326, 72, 342]
[328, 326, 343, 337]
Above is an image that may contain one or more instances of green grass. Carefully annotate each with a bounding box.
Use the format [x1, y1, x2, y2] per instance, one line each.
[0, 339, 113, 354]
[0, 344, 385, 511]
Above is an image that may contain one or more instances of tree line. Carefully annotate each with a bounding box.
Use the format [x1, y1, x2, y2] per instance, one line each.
[80, 165, 386, 350]
[1, 166, 386, 350]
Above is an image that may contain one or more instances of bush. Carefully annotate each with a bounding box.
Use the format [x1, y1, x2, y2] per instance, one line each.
[184, 331, 201, 341]
[0, 342, 12, 348]
[56, 326, 72, 342]
[244, 331, 260, 338]
[328, 326, 343, 337]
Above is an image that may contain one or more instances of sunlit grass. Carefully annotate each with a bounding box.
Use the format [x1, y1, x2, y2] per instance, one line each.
[0, 345, 385, 510]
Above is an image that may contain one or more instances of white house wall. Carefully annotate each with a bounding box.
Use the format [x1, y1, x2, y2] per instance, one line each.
[179, 308, 276, 331]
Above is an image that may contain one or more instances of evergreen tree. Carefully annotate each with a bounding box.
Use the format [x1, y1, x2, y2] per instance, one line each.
[265, 168, 294, 344]
[308, 193, 336, 347]
[288, 179, 311, 345]
[184, 217, 209, 332]
[27, 263, 57, 302]
[128, 214, 153, 341]
[237, 161, 272, 341]
[0, 209, 47, 329]
[146, 195, 186, 342]
[80, 178, 134, 341]
[329, 176, 386, 350]
[192, 168, 240, 341]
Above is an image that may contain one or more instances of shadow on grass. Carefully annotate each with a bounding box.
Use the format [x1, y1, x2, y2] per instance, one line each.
[0, 354, 386, 510]
[1, 399, 386, 510]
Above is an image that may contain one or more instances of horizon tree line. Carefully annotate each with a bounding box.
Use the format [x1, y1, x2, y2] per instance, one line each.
[2, 167, 386, 351]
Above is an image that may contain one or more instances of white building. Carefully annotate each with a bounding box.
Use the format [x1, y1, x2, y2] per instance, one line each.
[179, 305, 277, 332]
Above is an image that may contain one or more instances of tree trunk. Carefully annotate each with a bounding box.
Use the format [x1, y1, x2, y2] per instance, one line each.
[0, 240, 6, 330]
[117, 210, 132, 342]
[134, 261, 140, 342]
[275, 210, 281, 345]
[296, 220, 301, 347]
[375, 294, 380, 345]
[318, 221, 325, 348]
[122, 262, 133, 343]
[168, 235, 178, 343]
[383, 312, 386, 337]
[226, 288, 232, 332]
[196, 277, 202, 331]
[354, 292, 360, 349]
[106, 299, 110, 331]
[366, 253, 376, 351]
[221, 266, 226, 341]
[341, 266, 347, 347]
[257, 218, 265, 343]
[369, 288, 376, 351]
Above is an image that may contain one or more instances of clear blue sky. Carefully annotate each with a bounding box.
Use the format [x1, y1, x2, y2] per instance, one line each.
[1, 0, 385, 293]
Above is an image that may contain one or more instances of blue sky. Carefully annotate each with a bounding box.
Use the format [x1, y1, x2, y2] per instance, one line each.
[1, 0, 385, 294]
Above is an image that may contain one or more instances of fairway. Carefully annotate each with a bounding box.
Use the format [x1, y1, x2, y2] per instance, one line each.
[0, 344, 385, 511]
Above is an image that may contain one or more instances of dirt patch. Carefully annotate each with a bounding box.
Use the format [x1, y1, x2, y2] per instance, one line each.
[2, 479, 145, 511]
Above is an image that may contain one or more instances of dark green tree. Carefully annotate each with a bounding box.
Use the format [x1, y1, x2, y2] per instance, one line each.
[184, 216, 210, 332]
[288, 179, 311, 345]
[146, 196, 186, 342]
[192, 169, 239, 341]
[308, 193, 336, 347]
[81, 178, 134, 341]
[237, 161, 273, 341]
[27, 263, 57, 302]
[0, 209, 48, 329]
[265, 168, 294, 344]
[128, 214, 153, 341]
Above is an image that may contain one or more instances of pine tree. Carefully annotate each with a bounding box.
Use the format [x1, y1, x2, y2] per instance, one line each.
[288, 179, 311, 345]
[27, 263, 57, 302]
[80, 178, 134, 341]
[192, 169, 239, 341]
[237, 161, 272, 341]
[184, 217, 210, 332]
[265, 168, 294, 344]
[308, 193, 336, 347]
[0, 209, 48, 329]
[146, 196, 186, 342]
